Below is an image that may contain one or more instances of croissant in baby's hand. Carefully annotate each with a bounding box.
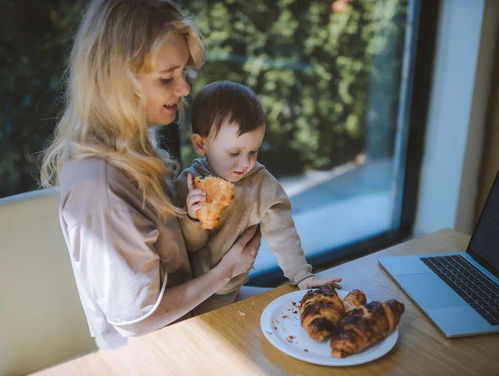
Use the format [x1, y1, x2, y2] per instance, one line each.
[193, 176, 234, 230]
[330, 299, 404, 358]
[299, 284, 345, 341]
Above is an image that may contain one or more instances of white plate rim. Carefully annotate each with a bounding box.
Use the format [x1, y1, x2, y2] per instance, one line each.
[260, 289, 399, 366]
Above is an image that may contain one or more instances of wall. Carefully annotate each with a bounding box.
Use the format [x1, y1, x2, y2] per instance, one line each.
[476, 34, 499, 220]
[413, 0, 498, 236]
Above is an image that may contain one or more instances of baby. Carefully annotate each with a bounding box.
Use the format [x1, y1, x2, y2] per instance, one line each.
[175, 81, 341, 314]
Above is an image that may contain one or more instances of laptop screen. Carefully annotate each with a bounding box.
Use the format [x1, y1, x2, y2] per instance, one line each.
[467, 173, 499, 277]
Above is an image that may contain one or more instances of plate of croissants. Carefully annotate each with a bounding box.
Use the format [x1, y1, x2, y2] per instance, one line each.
[260, 284, 404, 366]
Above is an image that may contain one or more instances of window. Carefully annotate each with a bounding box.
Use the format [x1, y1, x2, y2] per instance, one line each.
[179, 0, 438, 284]
[1, 1, 438, 284]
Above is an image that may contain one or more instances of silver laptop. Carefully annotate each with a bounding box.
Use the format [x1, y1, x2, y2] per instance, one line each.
[379, 173, 499, 337]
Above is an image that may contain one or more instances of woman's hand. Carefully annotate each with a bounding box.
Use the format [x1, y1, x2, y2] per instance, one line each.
[186, 173, 206, 220]
[129, 225, 261, 334]
[216, 225, 261, 280]
[297, 276, 342, 290]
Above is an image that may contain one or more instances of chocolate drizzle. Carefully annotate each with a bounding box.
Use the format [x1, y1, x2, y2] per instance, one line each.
[310, 317, 336, 333]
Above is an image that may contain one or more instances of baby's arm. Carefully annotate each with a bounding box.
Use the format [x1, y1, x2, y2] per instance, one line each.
[260, 177, 341, 290]
[174, 171, 209, 251]
[185, 173, 206, 220]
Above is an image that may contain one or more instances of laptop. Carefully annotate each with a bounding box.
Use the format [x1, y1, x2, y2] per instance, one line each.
[378, 172, 499, 337]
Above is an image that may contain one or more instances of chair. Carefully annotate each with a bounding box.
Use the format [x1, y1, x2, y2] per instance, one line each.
[0, 189, 97, 376]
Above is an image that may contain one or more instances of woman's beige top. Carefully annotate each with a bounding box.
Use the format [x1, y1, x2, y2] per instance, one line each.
[59, 158, 192, 349]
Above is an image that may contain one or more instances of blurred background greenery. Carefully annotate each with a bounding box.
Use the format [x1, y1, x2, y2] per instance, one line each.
[0, 1, 85, 197]
[0, 0, 407, 198]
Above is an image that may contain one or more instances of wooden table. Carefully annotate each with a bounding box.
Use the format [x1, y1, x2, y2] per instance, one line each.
[31, 229, 499, 375]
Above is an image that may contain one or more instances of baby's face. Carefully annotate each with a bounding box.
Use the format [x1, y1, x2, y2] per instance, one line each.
[202, 122, 265, 183]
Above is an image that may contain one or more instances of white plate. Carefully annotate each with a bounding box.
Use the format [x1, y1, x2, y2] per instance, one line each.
[260, 289, 399, 366]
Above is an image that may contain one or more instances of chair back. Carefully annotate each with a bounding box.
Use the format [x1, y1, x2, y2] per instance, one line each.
[0, 189, 97, 376]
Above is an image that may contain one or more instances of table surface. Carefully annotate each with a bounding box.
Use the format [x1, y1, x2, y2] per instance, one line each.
[31, 229, 499, 376]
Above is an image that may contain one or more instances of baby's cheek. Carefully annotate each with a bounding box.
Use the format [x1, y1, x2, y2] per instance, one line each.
[227, 159, 238, 171]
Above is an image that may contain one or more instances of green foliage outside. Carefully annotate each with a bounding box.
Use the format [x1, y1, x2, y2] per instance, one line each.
[0, 0, 408, 198]
[0, 0, 85, 197]
[180, 0, 408, 176]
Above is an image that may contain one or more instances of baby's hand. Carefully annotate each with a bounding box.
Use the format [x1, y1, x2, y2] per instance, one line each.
[186, 173, 206, 220]
[297, 276, 342, 290]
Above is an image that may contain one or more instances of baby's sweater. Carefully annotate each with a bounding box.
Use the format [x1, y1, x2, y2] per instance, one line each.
[175, 158, 313, 294]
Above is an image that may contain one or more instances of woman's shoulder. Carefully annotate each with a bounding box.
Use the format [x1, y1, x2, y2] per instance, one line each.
[61, 157, 107, 183]
[60, 157, 126, 194]
[59, 157, 137, 219]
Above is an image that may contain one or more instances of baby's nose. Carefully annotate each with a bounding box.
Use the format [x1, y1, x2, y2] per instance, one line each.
[239, 157, 250, 168]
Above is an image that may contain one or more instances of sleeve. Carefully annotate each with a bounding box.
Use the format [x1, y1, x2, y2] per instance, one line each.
[260, 178, 314, 285]
[66, 204, 167, 333]
[174, 169, 210, 252]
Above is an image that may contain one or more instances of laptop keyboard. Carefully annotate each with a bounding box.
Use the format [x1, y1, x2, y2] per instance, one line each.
[421, 255, 499, 326]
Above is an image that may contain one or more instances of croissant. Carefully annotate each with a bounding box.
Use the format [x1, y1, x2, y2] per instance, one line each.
[299, 284, 345, 341]
[194, 176, 234, 230]
[330, 299, 404, 358]
[342, 289, 367, 312]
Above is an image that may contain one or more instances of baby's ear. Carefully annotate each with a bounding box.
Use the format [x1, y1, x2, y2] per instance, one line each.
[191, 133, 206, 156]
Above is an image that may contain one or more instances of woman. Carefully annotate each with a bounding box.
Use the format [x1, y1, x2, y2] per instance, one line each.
[40, 0, 260, 349]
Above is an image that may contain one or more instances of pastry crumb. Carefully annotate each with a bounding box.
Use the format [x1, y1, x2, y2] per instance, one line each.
[286, 335, 296, 343]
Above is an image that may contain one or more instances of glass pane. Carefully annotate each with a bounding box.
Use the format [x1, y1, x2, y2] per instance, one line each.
[0, 1, 418, 279]
[181, 0, 416, 276]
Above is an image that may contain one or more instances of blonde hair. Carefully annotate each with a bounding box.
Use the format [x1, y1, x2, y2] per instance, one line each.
[40, 0, 204, 217]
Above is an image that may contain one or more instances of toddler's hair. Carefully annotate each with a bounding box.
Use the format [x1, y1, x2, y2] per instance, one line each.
[191, 81, 265, 137]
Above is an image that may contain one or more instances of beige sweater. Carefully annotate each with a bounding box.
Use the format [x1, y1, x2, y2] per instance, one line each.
[175, 158, 313, 295]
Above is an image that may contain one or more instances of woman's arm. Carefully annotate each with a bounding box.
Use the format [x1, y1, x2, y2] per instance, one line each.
[115, 225, 261, 336]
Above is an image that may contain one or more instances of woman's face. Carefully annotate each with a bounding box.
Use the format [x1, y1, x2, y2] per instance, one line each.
[138, 31, 191, 125]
